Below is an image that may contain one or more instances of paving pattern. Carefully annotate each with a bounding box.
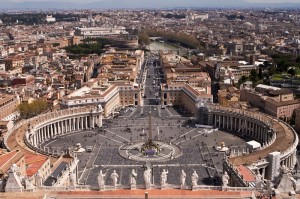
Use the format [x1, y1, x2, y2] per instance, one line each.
[42, 110, 248, 187]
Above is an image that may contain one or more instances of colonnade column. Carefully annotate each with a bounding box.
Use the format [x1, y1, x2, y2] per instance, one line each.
[85, 116, 88, 129]
[92, 116, 95, 128]
[53, 123, 57, 136]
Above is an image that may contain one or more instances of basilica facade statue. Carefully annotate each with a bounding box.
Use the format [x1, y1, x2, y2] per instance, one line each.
[144, 168, 151, 186]
[111, 170, 119, 187]
[98, 170, 106, 189]
[160, 169, 168, 186]
[130, 169, 137, 185]
[180, 170, 186, 186]
[191, 171, 199, 186]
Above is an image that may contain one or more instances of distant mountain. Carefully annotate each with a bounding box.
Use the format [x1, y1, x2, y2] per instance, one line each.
[0, 0, 300, 10]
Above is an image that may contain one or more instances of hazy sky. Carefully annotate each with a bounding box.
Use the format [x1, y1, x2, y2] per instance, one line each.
[6, 0, 300, 2]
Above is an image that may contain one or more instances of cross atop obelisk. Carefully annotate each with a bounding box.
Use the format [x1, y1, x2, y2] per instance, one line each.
[148, 112, 153, 141]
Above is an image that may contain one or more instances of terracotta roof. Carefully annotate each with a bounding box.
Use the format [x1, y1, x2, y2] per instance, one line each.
[25, 153, 48, 177]
[265, 98, 300, 107]
[0, 150, 24, 175]
[236, 165, 255, 182]
[268, 88, 293, 96]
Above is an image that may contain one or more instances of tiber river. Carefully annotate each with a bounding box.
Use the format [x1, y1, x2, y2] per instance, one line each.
[148, 41, 180, 51]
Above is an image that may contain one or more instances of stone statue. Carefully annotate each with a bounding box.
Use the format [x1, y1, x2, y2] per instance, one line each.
[97, 170, 106, 188]
[35, 170, 43, 188]
[256, 171, 263, 182]
[180, 170, 186, 186]
[130, 169, 137, 185]
[222, 171, 229, 187]
[144, 168, 151, 186]
[69, 171, 76, 187]
[110, 170, 119, 187]
[280, 164, 290, 174]
[191, 170, 199, 186]
[160, 169, 168, 186]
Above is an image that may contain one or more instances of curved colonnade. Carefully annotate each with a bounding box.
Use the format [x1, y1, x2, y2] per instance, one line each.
[206, 105, 298, 179]
[4, 106, 103, 157]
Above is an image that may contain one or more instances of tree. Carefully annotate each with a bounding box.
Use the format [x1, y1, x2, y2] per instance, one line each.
[138, 33, 150, 45]
[258, 67, 263, 79]
[288, 68, 296, 76]
[238, 76, 247, 86]
[269, 66, 277, 76]
[18, 99, 48, 119]
[250, 69, 258, 82]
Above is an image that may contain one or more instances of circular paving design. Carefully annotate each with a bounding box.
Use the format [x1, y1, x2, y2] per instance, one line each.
[119, 140, 182, 162]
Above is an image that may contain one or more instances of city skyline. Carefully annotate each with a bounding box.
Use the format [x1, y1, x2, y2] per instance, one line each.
[4, 0, 300, 3]
[1, 0, 300, 9]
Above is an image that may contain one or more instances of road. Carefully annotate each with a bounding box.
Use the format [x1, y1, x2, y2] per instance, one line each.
[142, 53, 164, 106]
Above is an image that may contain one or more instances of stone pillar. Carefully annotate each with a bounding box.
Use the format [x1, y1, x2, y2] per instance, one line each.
[92, 116, 95, 128]
[54, 123, 57, 136]
[58, 121, 61, 134]
[42, 127, 45, 141]
[69, 119, 71, 132]
[262, 167, 265, 179]
[99, 115, 103, 127]
[33, 135, 37, 147]
[71, 117, 77, 131]
[37, 129, 40, 144]
[61, 121, 64, 133]
[76, 118, 79, 130]
[85, 116, 88, 129]
[46, 126, 49, 139]
[49, 125, 52, 138]
[226, 116, 228, 129]
[38, 130, 42, 144]
[234, 118, 237, 130]
[81, 117, 83, 130]
[64, 120, 67, 133]
[49, 124, 53, 138]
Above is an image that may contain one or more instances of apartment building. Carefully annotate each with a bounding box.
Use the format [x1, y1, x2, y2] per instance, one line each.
[4, 56, 24, 71]
[98, 49, 144, 83]
[218, 86, 240, 106]
[74, 26, 128, 38]
[240, 84, 300, 121]
[0, 94, 20, 121]
[161, 83, 213, 115]
[60, 79, 142, 117]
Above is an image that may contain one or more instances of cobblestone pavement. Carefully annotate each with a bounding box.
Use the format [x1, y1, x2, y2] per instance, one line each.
[43, 114, 248, 187]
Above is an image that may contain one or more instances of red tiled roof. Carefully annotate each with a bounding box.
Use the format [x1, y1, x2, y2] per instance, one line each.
[236, 165, 255, 182]
[0, 150, 18, 168]
[0, 150, 24, 175]
[25, 153, 48, 177]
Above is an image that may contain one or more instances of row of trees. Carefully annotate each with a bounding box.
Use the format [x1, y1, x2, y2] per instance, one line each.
[271, 53, 300, 74]
[143, 29, 201, 49]
[138, 33, 151, 45]
[65, 43, 105, 57]
[18, 100, 48, 119]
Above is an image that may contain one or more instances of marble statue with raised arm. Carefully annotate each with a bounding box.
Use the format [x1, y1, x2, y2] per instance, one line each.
[160, 169, 168, 186]
[98, 170, 106, 188]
